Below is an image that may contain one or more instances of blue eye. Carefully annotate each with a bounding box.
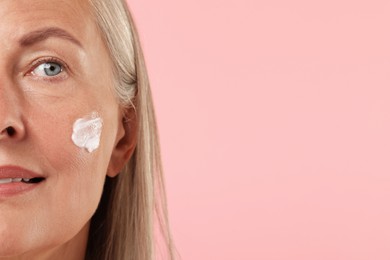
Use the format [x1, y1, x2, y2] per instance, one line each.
[32, 62, 63, 77]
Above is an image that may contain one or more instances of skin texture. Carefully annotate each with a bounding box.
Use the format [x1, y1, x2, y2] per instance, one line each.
[0, 0, 136, 259]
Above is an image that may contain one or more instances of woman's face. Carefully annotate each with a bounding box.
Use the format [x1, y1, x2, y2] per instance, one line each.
[0, 0, 131, 258]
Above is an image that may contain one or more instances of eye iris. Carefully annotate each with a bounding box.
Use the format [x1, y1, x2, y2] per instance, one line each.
[43, 62, 61, 76]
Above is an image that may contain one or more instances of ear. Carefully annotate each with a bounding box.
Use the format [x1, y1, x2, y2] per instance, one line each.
[106, 107, 137, 177]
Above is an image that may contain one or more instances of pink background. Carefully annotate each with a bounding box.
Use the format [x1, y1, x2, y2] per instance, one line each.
[128, 0, 390, 259]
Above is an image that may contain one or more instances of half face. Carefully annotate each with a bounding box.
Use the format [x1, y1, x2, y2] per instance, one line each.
[0, 0, 126, 258]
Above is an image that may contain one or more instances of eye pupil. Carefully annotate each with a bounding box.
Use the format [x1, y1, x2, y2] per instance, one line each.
[43, 62, 62, 76]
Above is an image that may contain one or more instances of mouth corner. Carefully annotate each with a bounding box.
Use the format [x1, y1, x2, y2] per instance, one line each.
[23, 177, 46, 184]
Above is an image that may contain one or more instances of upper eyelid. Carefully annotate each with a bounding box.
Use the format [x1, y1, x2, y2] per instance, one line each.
[34, 58, 65, 69]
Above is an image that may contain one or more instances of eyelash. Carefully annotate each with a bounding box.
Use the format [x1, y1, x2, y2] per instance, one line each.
[27, 57, 69, 83]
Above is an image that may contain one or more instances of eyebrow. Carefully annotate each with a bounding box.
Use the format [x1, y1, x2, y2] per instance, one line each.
[18, 27, 83, 48]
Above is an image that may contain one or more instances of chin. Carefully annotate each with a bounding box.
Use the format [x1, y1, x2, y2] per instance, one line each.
[0, 236, 28, 258]
[0, 223, 48, 258]
[0, 231, 27, 257]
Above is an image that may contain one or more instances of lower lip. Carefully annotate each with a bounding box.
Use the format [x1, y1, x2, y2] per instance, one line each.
[0, 181, 44, 197]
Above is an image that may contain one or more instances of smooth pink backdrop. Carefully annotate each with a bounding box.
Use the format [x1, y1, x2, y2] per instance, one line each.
[128, 0, 390, 259]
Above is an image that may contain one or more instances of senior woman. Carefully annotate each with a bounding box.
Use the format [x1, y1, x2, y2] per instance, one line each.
[0, 0, 175, 259]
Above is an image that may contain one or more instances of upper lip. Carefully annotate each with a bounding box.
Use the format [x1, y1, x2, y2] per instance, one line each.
[0, 165, 45, 179]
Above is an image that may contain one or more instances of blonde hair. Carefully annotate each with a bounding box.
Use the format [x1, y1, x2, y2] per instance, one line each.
[85, 0, 176, 259]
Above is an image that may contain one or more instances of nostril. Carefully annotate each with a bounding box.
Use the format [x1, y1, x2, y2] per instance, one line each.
[6, 127, 16, 137]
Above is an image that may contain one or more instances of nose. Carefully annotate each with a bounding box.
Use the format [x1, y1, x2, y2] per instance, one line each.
[0, 85, 25, 141]
[0, 124, 24, 140]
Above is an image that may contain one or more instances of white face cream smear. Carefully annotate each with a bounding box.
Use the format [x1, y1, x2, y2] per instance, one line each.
[71, 112, 103, 153]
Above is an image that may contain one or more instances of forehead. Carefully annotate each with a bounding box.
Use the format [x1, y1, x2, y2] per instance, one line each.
[0, 0, 95, 46]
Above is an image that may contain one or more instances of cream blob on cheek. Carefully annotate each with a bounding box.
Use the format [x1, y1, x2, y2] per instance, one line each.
[71, 112, 103, 153]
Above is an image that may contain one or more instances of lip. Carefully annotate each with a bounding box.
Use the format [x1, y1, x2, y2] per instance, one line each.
[0, 165, 46, 197]
[0, 165, 44, 179]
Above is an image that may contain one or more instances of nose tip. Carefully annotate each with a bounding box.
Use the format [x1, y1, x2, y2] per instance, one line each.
[0, 95, 26, 143]
[0, 80, 26, 141]
[0, 122, 25, 141]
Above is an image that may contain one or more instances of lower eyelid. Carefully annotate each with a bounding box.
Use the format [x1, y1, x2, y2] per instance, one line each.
[29, 70, 68, 83]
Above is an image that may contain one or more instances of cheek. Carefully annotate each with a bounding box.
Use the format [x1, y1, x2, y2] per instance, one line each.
[32, 112, 105, 209]
[16, 110, 114, 248]
[32, 115, 88, 174]
[71, 112, 103, 153]
[0, 111, 112, 255]
[28, 110, 112, 218]
[30, 111, 109, 175]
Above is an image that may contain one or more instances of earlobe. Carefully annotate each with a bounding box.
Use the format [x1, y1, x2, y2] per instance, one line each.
[107, 109, 137, 178]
